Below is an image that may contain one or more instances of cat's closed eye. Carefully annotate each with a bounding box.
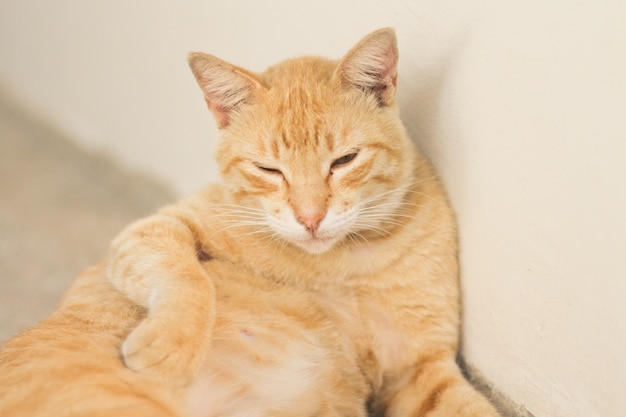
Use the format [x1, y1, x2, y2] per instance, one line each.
[331, 152, 358, 169]
[256, 164, 282, 175]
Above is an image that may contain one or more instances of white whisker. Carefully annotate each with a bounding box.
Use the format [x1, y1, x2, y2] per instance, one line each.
[352, 222, 393, 237]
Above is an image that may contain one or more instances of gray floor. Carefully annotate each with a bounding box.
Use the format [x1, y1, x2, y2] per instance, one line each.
[0, 91, 174, 342]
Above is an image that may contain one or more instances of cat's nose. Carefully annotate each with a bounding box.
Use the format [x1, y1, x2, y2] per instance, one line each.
[296, 210, 326, 235]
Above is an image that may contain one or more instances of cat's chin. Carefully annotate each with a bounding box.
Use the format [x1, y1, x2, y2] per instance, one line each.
[292, 236, 338, 255]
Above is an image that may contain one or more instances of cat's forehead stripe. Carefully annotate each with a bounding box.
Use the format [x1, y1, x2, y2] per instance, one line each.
[272, 135, 283, 158]
[368, 141, 400, 159]
[222, 156, 245, 176]
[325, 131, 335, 153]
[274, 111, 327, 153]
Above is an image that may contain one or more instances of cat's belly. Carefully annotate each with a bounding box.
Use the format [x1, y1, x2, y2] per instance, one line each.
[185, 325, 331, 417]
[183, 264, 369, 417]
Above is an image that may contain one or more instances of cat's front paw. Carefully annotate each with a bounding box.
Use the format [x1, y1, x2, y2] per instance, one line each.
[122, 313, 210, 386]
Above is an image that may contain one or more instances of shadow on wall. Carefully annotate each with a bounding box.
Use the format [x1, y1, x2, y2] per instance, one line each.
[394, 33, 533, 417]
[396, 32, 468, 177]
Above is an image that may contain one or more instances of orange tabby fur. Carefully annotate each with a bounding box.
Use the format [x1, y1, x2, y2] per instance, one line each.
[0, 28, 500, 417]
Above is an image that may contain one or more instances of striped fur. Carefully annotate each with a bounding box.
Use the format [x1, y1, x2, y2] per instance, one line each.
[0, 28, 500, 417]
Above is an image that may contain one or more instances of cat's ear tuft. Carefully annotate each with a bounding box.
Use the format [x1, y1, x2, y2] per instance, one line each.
[188, 53, 264, 128]
[335, 28, 399, 106]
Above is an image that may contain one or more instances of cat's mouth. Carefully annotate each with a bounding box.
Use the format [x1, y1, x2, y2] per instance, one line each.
[293, 235, 338, 255]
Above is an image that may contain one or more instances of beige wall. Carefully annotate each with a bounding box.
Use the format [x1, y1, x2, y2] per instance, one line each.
[1, 1, 625, 416]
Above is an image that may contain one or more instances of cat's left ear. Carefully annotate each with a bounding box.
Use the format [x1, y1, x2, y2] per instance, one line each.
[334, 28, 399, 106]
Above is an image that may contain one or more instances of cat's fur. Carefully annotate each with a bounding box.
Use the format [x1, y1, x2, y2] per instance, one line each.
[0, 28, 500, 417]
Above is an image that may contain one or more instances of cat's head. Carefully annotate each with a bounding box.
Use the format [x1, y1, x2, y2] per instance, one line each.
[189, 28, 417, 254]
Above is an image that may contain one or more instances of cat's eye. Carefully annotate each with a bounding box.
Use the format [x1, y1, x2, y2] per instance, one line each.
[256, 165, 282, 175]
[331, 152, 358, 169]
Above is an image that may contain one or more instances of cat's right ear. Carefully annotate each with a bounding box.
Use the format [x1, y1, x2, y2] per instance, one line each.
[334, 28, 399, 106]
[188, 53, 264, 128]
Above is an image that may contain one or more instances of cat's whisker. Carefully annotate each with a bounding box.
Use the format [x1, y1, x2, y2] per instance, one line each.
[350, 220, 394, 237]
[345, 231, 368, 248]
[202, 204, 271, 241]
[256, 231, 285, 243]
[357, 208, 415, 222]
[211, 218, 266, 227]
[358, 218, 407, 230]
[356, 187, 409, 208]
[268, 232, 291, 259]
[204, 205, 267, 219]
[206, 225, 246, 240]
[209, 213, 264, 221]
[340, 233, 360, 250]
[204, 211, 265, 220]
[360, 197, 421, 209]
[401, 188, 448, 205]
[237, 227, 275, 238]
[206, 221, 269, 241]
[354, 177, 445, 213]
[358, 205, 417, 218]
[211, 203, 266, 212]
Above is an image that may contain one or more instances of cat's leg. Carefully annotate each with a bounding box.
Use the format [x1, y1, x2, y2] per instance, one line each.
[383, 352, 500, 417]
[107, 198, 216, 386]
[312, 400, 368, 417]
[0, 265, 184, 417]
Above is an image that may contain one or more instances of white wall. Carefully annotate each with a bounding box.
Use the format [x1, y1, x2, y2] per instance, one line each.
[1, 1, 625, 416]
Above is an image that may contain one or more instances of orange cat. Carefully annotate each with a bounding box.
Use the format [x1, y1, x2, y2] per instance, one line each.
[0, 28, 500, 417]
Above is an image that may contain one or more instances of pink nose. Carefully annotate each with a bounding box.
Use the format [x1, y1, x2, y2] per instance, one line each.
[296, 211, 326, 234]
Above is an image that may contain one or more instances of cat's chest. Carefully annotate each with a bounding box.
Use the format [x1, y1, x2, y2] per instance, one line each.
[208, 242, 417, 377]
[318, 287, 415, 380]
[356, 298, 414, 375]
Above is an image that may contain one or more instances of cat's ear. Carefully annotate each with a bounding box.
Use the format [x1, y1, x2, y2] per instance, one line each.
[188, 53, 264, 128]
[334, 28, 399, 106]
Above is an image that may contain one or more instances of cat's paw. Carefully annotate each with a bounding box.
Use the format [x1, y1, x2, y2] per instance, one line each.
[121, 313, 209, 386]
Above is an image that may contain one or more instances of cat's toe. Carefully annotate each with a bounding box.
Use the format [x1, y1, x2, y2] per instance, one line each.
[121, 316, 208, 386]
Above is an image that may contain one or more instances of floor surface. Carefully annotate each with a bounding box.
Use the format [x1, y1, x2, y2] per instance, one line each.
[0, 92, 174, 342]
